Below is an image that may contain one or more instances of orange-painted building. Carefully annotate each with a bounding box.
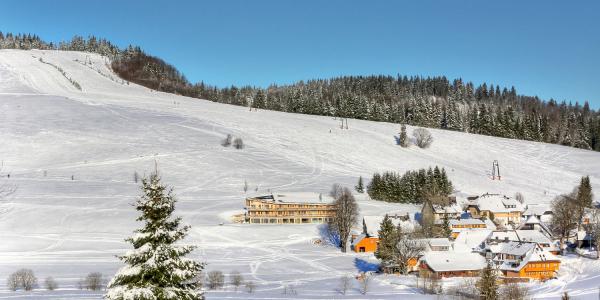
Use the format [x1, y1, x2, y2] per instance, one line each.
[352, 236, 379, 253]
[351, 215, 414, 253]
[493, 241, 560, 281]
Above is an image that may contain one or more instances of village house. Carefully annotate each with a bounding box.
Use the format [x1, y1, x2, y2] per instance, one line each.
[351, 215, 414, 253]
[488, 241, 560, 281]
[421, 201, 462, 223]
[245, 192, 336, 224]
[516, 215, 554, 239]
[466, 193, 525, 227]
[419, 252, 487, 278]
[448, 218, 494, 238]
[453, 229, 493, 253]
[523, 204, 553, 223]
[488, 230, 559, 255]
[406, 238, 451, 272]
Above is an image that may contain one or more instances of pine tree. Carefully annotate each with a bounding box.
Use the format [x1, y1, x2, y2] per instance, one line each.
[477, 260, 498, 300]
[399, 124, 409, 147]
[106, 172, 204, 300]
[576, 176, 593, 230]
[355, 176, 365, 193]
[442, 213, 452, 237]
[374, 215, 398, 272]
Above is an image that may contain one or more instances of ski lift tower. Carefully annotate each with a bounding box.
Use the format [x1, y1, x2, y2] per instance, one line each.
[492, 160, 501, 180]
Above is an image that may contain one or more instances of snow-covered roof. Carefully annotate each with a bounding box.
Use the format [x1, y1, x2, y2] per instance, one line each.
[432, 204, 462, 214]
[450, 219, 485, 226]
[489, 230, 556, 252]
[421, 252, 487, 272]
[470, 193, 525, 213]
[524, 204, 553, 216]
[453, 229, 492, 253]
[496, 243, 559, 272]
[362, 215, 415, 237]
[250, 192, 335, 204]
[491, 241, 536, 256]
[414, 238, 451, 248]
[484, 219, 497, 230]
[524, 215, 541, 224]
[516, 216, 553, 238]
[351, 234, 367, 247]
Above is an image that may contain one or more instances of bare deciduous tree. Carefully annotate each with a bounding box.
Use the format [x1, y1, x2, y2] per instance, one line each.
[551, 194, 578, 255]
[7, 269, 37, 291]
[230, 271, 243, 291]
[500, 282, 529, 300]
[514, 192, 525, 204]
[245, 280, 256, 293]
[207, 271, 225, 290]
[330, 185, 359, 252]
[413, 128, 433, 148]
[282, 284, 297, 295]
[7, 272, 19, 291]
[395, 235, 425, 275]
[44, 277, 58, 291]
[84, 272, 104, 291]
[233, 138, 244, 149]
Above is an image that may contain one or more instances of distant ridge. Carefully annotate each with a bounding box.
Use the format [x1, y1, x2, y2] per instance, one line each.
[2, 30, 599, 151]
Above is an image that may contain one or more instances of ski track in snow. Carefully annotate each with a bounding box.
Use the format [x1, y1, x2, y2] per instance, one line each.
[1, 49, 600, 299]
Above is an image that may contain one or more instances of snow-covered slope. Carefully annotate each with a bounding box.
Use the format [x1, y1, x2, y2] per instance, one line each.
[1, 49, 599, 299]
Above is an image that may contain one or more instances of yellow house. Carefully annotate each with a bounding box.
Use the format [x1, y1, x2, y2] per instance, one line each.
[493, 241, 560, 281]
[466, 194, 525, 226]
[245, 193, 336, 224]
[449, 219, 489, 238]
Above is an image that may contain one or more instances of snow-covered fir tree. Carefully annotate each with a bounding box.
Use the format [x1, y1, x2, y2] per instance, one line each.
[105, 171, 204, 300]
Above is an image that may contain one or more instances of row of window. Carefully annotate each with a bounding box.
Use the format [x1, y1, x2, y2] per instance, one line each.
[249, 211, 334, 216]
[250, 217, 333, 224]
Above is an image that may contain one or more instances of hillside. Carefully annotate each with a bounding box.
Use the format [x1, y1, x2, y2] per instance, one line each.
[1, 49, 600, 299]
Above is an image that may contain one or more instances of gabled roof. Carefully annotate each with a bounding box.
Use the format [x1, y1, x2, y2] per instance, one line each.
[516, 216, 553, 238]
[351, 234, 368, 248]
[489, 230, 554, 244]
[523, 204, 553, 216]
[453, 229, 493, 253]
[421, 252, 487, 272]
[496, 242, 559, 272]
[469, 193, 525, 213]
[450, 219, 485, 226]
[432, 204, 462, 214]
[490, 241, 536, 256]
[415, 238, 451, 250]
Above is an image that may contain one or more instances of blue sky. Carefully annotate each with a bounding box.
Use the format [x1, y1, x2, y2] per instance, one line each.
[2, 0, 599, 107]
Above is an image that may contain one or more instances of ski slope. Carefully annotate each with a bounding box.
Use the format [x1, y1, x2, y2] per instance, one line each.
[0, 49, 599, 299]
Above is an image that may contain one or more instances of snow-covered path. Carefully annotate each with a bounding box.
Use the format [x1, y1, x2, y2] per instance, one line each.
[1, 49, 600, 299]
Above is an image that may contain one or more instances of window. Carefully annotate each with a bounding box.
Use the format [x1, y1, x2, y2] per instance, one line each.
[359, 247, 366, 252]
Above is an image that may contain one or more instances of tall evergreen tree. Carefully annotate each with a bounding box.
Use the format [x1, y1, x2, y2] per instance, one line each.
[442, 213, 452, 237]
[355, 176, 365, 193]
[106, 172, 204, 300]
[477, 260, 498, 300]
[374, 215, 398, 272]
[399, 124, 409, 147]
[576, 176, 593, 230]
